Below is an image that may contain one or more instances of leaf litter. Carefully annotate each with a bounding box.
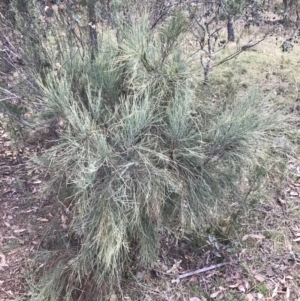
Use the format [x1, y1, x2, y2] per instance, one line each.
[0, 119, 59, 300]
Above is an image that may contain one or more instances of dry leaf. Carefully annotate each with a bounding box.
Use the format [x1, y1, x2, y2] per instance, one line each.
[293, 237, 300, 242]
[5, 290, 14, 297]
[242, 234, 265, 241]
[210, 287, 225, 298]
[190, 297, 201, 301]
[242, 235, 249, 241]
[272, 283, 279, 297]
[238, 284, 246, 292]
[249, 234, 265, 240]
[37, 218, 49, 222]
[0, 252, 8, 267]
[229, 283, 240, 288]
[286, 286, 290, 299]
[61, 214, 69, 230]
[244, 280, 250, 290]
[239, 249, 247, 260]
[167, 259, 182, 274]
[110, 294, 117, 301]
[266, 269, 275, 277]
[246, 293, 254, 301]
[189, 276, 198, 283]
[61, 214, 68, 224]
[171, 278, 180, 284]
[61, 223, 68, 230]
[254, 274, 265, 282]
[14, 229, 26, 233]
[256, 293, 264, 300]
[289, 191, 298, 196]
[294, 233, 300, 237]
[286, 275, 293, 280]
[210, 291, 221, 298]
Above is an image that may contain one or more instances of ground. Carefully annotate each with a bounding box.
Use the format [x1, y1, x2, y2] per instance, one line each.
[1, 23, 300, 301]
[0, 124, 54, 301]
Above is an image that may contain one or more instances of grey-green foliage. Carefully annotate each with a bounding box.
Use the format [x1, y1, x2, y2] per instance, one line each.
[29, 11, 282, 301]
[225, 0, 246, 17]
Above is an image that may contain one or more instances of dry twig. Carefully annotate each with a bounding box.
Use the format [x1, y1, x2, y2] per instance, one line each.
[172, 262, 233, 283]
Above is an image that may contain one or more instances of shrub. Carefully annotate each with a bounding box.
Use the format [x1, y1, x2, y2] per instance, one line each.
[5, 5, 284, 301]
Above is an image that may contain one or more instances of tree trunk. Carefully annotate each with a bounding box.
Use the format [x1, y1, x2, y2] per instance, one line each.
[227, 15, 235, 42]
[283, 0, 288, 12]
[88, 0, 98, 61]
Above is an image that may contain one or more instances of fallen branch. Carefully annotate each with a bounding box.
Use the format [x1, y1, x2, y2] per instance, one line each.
[172, 262, 231, 283]
[179, 262, 229, 279]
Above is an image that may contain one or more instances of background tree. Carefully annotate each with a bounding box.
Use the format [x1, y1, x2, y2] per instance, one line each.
[185, 0, 270, 83]
[225, 0, 246, 41]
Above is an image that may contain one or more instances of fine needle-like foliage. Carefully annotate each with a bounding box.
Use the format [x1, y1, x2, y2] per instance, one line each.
[23, 10, 284, 301]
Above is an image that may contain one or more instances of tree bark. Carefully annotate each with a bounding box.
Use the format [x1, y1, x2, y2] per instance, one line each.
[87, 0, 98, 61]
[227, 15, 235, 42]
[283, 0, 288, 12]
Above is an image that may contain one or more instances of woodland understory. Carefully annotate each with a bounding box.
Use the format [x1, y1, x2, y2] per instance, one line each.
[1, 1, 300, 301]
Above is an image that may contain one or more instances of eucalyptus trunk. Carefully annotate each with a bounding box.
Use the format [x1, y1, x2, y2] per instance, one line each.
[227, 15, 235, 42]
[87, 0, 98, 60]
